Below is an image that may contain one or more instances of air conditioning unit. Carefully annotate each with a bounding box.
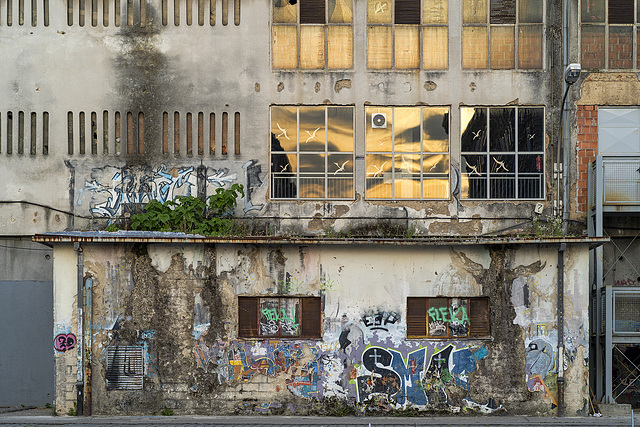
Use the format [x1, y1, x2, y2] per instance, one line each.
[372, 113, 387, 129]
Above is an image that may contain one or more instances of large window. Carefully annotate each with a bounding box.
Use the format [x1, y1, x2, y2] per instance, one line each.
[365, 106, 450, 199]
[271, 105, 354, 200]
[367, 0, 448, 69]
[238, 296, 322, 338]
[581, 0, 639, 69]
[407, 297, 490, 338]
[460, 106, 544, 199]
[272, 0, 353, 69]
[462, 0, 543, 69]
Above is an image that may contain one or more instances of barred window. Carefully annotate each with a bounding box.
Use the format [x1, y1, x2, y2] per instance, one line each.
[407, 297, 490, 338]
[270, 105, 354, 200]
[238, 296, 322, 338]
[272, 0, 353, 69]
[460, 106, 544, 199]
[367, 0, 448, 69]
[462, 0, 544, 69]
[365, 106, 450, 199]
[581, 0, 638, 69]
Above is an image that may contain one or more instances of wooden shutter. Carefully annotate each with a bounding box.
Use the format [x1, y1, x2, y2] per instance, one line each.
[490, 0, 516, 24]
[469, 297, 490, 337]
[609, 0, 634, 24]
[395, 0, 421, 24]
[300, 0, 325, 23]
[238, 297, 259, 338]
[301, 297, 322, 337]
[406, 297, 427, 337]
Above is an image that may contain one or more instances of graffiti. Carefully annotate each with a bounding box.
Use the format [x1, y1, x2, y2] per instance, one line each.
[243, 160, 264, 213]
[525, 336, 557, 405]
[54, 333, 77, 352]
[355, 344, 488, 408]
[361, 311, 400, 332]
[615, 278, 637, 286]
[428, 305, 469, 324]
[260, 306, 299, 335]
[85, 165, 236, 218]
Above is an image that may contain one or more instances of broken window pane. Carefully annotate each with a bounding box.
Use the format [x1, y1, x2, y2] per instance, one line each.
[519, 0, 542, 23]
[260, 298, 280, 336]
[367, 26, 393, 68]
[300, 25, 325, 69]
[395, 0, 421, 24]
[422, 26, 448, 69]
[300, 0, 325, 23]
[423, 0, 447, 23]
[581, 25, 605, 68]
[490, 26, 515, 69]
[489, 154, 515, 198]
[328, 25, 353, 69]
[581, 0, 604, 22]
[395, 25, 420, 68]
[279, 298, 300, 336]
[272, 25, 298, 69]
[463, 0, 487, 23]
[462, 26, 488, 68]
[461, 107, 487, 152]
[422, 107, 449, 152]
[273, 0, 297, 23]
[450, 298, 469, 337]
[366, 153, 393, 198]
[489, 108, 515, 152]
[518, 25, 543, 68]
[518, 108, 544, 152]
[299, 106, 326, 152]
[368, 0, 393, 23]
[490, 0, 515, 24]
[328, 0, 353, 22]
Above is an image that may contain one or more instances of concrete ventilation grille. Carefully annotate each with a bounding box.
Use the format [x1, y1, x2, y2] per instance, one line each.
[614, 293, 640, 334]
[106, 346, 144, 390]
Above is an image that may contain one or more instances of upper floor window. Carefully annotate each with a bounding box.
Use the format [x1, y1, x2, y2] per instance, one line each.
[365, 106, 450, 199]
[367, 0, 448, 69]
[460, 106, 544, 199]
[462, 0, 544, 69]
[272, 0, 353, 69]
[238, 296, 322, 338]
[581, 0, 638, 69]
[407, 297, 490, 338]
[270, 105, 355, 200]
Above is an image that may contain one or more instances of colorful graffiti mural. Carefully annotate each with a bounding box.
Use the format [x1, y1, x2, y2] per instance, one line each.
[84, 165, 236, 217]
[525, 335, 558, 405]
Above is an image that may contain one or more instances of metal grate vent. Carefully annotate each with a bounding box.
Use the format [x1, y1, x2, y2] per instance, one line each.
[106, 346, 144, 390]
[614, 292, 640, 334]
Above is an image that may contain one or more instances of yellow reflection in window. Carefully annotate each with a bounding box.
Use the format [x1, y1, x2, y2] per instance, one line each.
[394, 107, 421, 152]
[327, 106, 354, 152]
[271, 106, 298, 152]
[299, 153, 326, 198]
[422, 107, 449, 152]
[395, 153, 421, 199]
[366, 107, 393, 152]
[366, 153, 393, 198]
[299, 106, 326, 152]
[328, 26, 353, 69]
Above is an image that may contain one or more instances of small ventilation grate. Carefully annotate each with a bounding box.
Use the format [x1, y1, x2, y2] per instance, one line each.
[106, 346, 144, 390]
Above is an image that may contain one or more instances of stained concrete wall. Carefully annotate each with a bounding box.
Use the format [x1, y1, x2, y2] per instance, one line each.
[51, 240, 590, 415]
[0, 0, 565, 238]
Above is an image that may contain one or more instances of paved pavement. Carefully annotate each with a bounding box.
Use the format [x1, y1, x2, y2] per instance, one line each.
[0, 407, 639, 427]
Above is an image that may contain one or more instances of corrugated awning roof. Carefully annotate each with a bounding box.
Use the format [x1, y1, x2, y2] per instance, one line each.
[33, 231, 609, 248]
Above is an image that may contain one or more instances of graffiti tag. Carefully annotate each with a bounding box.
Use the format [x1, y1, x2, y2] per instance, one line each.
[54, 333, 77, 352]
[361, 311, 400, 332]
[261, 307, 298, 335]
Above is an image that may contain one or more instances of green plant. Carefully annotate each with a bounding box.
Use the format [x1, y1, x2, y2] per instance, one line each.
[67, 402, 77, 416]
[104, 223, 118, 232]
[532, 215, 564, 237]
[160, 406, 175, 416]
[130, 184, 244, 236]
[44, 403, 52, 409]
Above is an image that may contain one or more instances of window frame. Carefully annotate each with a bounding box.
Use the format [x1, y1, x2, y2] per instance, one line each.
[272, 0, 354, 70]
[238, 296, 322, 339]
[460, 105, 545, 200]
[270, 105, 355, 201]
[366, 0, 449, 70]
[365, 105, 451, 200]
[462, 0, 545, 70]
[406, 296, 490, 339]
[580, 0, 639, 70]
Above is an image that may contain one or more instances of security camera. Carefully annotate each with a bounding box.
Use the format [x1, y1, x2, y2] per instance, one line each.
[564, 63, 581, 85]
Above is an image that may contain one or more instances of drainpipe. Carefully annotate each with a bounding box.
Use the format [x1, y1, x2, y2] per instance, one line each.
[557, 243, 566, 416]
[83, 276, 93, 415]
[74, 242, 84, 416]
[561, 0, 571, 232]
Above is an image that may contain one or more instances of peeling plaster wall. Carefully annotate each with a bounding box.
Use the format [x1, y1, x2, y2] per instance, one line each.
[52, 242, 590, 416]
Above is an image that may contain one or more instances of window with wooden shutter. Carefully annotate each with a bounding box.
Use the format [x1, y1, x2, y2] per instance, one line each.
[406, 297, 490, 338]
[238, 296, 322, 338]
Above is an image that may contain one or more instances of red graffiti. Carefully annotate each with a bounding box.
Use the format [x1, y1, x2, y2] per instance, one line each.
[54, 333, 76, 352]
[615, 279, 637, 287]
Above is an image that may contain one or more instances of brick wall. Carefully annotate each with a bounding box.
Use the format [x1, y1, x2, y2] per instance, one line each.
[609, 27, 633, 69]
[581, 25, 606, 69]
[576, 105, 598, 213]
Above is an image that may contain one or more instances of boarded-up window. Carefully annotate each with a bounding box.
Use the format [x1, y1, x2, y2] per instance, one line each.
[238, 296, 322, 338]
[407, 297, 490, 338]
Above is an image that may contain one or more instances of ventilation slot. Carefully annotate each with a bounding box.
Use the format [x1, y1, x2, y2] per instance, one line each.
[0, 0, 47, 25]
[163, 111, 218, 156]
[165, 0, 217, 25]
[1, 111, 49, 156]
[67, 111, 142, 156]
[67, 0, 146, 26]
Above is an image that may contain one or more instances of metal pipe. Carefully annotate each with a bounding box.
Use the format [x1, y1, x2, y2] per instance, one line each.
[74, 242, 84, 416]
[83, 276, 93, 415]
[557, 242, 566, 416]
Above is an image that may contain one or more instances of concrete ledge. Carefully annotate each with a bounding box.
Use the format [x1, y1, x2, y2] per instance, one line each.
[598, 403, 632, 417]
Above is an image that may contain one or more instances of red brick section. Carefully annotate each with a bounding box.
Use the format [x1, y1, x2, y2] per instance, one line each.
[576, 105, 598, 213]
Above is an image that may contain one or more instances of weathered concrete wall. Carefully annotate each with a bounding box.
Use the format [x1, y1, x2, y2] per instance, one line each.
[0, 0, 564, 238]
[52, 241, 590, 415]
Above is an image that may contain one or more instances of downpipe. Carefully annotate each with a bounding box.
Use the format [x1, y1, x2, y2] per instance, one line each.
[74, 242, 84, 416]
[557, 243, 566, 416]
